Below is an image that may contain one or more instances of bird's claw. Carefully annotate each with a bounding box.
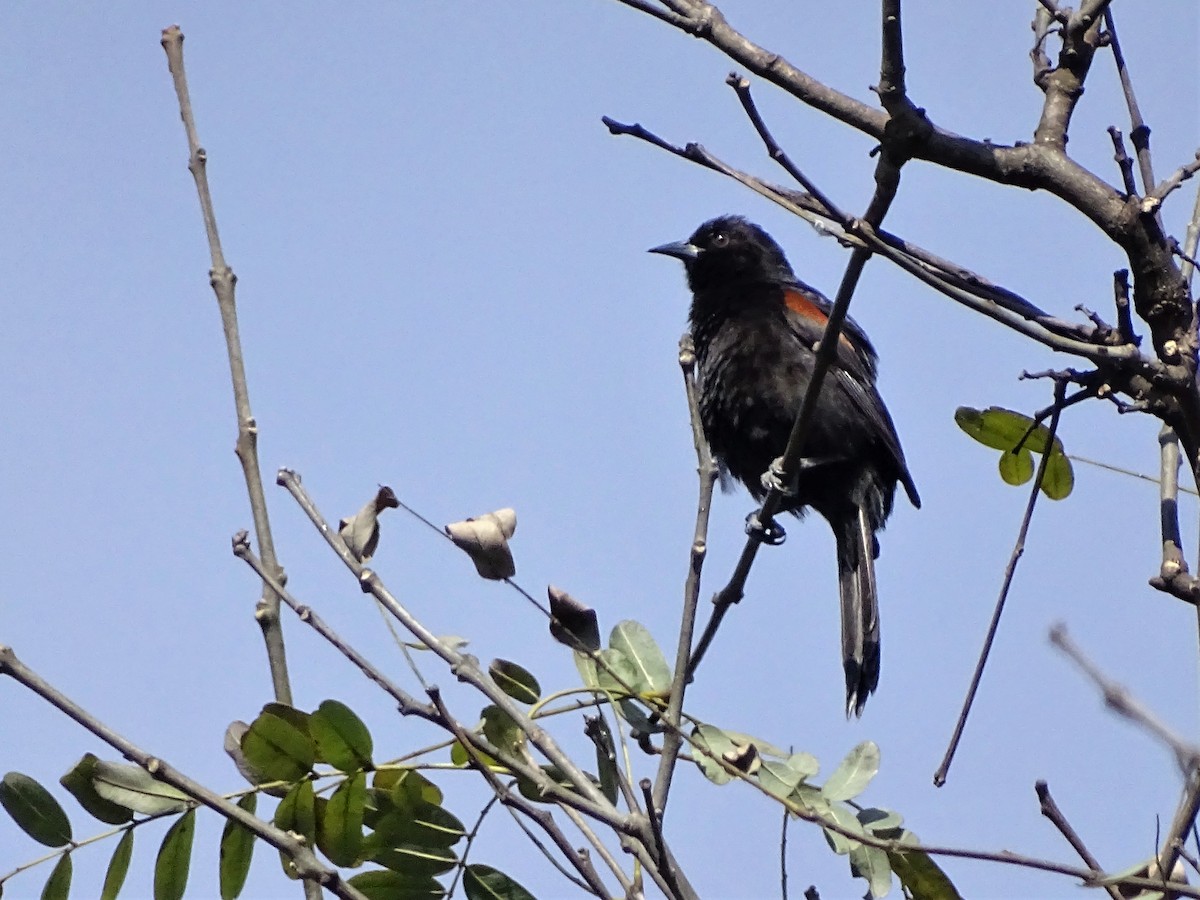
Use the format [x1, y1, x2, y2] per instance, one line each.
[760, 458, 795, 496]
[745, 511, 787, 545]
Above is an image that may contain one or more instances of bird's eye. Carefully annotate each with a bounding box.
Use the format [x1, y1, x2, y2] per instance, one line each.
[711, 232, 729, 247]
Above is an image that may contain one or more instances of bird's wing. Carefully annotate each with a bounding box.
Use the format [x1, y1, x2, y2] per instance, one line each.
[780, 284, 920, 508]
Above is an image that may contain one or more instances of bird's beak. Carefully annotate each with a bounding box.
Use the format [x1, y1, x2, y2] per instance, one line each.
[648, 240, 700, 261]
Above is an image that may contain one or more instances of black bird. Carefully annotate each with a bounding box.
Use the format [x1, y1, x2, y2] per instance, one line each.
[651, 215, 919, 716]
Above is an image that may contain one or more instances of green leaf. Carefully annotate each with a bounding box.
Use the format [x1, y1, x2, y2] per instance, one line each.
[822, 802, 865, 855]
[608, 620, 671, 696]
[60, 755, 133, 825]
[100, 829, 134, 900]
[372, 843, 458, 877]
[488, 659, 541, 704]
[955, 406, 1062, 454]
[40, 852, 71, 900]
[585, 716, 619, 805]
[481, 705, 524, 757]
[1042, 449, 1074, 499]
[998, 447, 1033, 485]
[887, 833, 964, 900]
[241, 706, 315, 783]
[219, 793, 257, 900]
[463, 863, 536, 900]
[311, 700, 374, 773]
[368, 802, 466, 849]
[91, 762, 189, 816]
[153, 809, 195, 900]
[0, 772, 72, 847]
[572, 650, 599, 689]
[595, 647, 639, 697]
[849, 842, 893, 899]
[858, 807, 904, 834]
[273, 780, 315, 880]
[822, 741, 880, 802]
[690, 725, 735, 785]
[758, 759, 805, 801]
[376, 769, 443, 810]
[319, 772, 366, 867]
[347, 870, 446, 900]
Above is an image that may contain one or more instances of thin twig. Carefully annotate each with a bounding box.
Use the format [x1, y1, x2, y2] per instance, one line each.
[160, 26, 292, 705]
[1049, 624, 1200, 884]
[780, 806, 790, 900]
[1035, 780, 1121, 900]
[935, 380, 1068, 785]
[1106, 126, 1138, 197]
[1103, 8, 1156, 198]
[1148, 428, 1200, 604]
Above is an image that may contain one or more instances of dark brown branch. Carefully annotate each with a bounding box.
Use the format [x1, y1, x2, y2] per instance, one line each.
[1032, 2, 1106, 150]
[1107, 126, 1138, 197]
[1149, 428, 1200, 605]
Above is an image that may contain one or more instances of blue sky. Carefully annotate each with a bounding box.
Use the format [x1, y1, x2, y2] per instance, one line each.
[2, 3, 1199, 898]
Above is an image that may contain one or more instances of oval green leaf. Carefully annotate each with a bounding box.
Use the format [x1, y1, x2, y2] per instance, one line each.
[318, 772, 366, 867]
[1042, 450, 1075, 500]
[376, 768, 443, 811]
[849, 842, 894, 899]
[481, 706, 524, 758]
[153, 808, 195, 900]
[488, 659, 541, 705]
[100, 829, 134, 900]
[40, 851, 72, 900]
[91, 762, 189, 816]
[998, 448, 1033, 485]
[888, 839, 965, 900]
[586, 716, 619, 805]
[0, 772, 72, 847]
[347, 870, 446, 900]
[823, 741, 880, 802]
[690, 725, 735, 785]
[371, 803, 466, 849]
[241, 708, 315, 784]
[956, 406, 1062, 454]
[311, 700, 374, 774]
[462, 863, 536, 900]
[608, 620, 671, 696]
[219, 793, 257, 900]
[372, 843, 458, 877]
[60, 755, 133, 825]
[273, 780, 315, 880]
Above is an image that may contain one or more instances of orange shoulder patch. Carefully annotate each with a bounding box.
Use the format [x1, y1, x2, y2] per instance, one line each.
[782, 286, 829, 325]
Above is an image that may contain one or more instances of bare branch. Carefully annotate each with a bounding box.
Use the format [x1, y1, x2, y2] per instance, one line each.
[935, 380, 1068, 785]
[160, 25, 293, 705]
[1035, 780, 1122, 900]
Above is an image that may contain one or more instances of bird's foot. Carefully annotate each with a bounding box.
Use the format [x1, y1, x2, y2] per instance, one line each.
[745, 511, 787, 545]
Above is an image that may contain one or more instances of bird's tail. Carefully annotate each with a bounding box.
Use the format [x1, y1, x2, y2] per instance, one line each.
[835, 507, 880, 717]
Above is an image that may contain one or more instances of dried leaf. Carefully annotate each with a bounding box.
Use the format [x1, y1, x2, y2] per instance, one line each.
[445, 508, 516, 579]
[339, 486, 399, 562]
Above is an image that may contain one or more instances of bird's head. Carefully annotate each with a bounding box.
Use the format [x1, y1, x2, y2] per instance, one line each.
[649, 215, 795, 291]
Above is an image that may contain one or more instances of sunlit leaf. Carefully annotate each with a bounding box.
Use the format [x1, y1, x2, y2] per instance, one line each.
[219, 793, 257, 900]
[463, 863, 536, 900]
[91, 762, 189, 816]
[60, 755, 133, 825]
[1042, 450, 1074, 500]
[998, 448, 1033, 485]
[0, 772, 72, 847]
[849, 842, 893, 899]
[823, 741, 880, 802]
[153, 809, 196, 900]
[690, 725, 735, 785]
[311, 700, 374, 773]
[596, 648, 639, 698]
[609, 620, 671, 696]
[822, 802, 864, 855]
[372, 843, 458, 877]
[886, 831, 964, 900]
